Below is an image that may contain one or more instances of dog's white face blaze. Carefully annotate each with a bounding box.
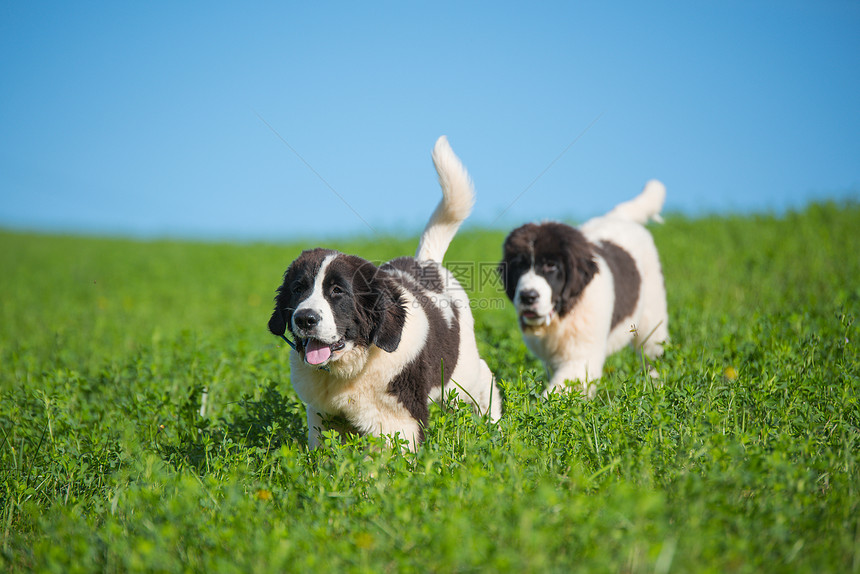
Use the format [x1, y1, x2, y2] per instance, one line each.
[292, 254, 339, 343]
[514, 268, 555, 325]
[290, 254, 357, 366]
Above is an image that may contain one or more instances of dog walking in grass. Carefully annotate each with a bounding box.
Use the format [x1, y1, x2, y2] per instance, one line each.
[498, 181, 669, 398]
[268, 137, 501, 449]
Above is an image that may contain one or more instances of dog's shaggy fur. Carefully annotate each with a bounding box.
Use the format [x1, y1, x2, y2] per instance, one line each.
[268, 137, 500, 450]
[498, 181, 669, 398]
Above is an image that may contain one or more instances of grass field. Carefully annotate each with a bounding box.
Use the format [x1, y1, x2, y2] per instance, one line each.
[1, 201, 858, 572]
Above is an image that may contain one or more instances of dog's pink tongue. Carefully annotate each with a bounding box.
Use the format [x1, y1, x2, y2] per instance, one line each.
[304, 339, 332, 365]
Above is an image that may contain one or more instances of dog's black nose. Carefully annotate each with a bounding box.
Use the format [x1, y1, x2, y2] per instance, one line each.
[519, 289, 539, 305]
[293, 309, 321, 330]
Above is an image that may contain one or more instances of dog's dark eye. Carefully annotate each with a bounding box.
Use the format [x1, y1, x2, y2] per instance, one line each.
[330, 284, 344, 297]
[542, 261, 559, 273]
[291, 281, 306, 294]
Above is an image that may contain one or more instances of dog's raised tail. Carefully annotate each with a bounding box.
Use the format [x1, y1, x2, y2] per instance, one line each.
[415, 136, 475, 262]
[607, 179, 666, 224]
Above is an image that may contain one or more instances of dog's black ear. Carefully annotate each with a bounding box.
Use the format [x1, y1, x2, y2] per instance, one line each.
[268, 306, 286, 336]
[268, 277, 290, 336]
[558, 252, 598, 317]
[499, 224, 538, 302]
[497, 257, 523, 303]
[372, 280, 407, 352]
[556, 228, 598, 317]
[346, 256, 407, 353]
[496, 261, 509, 299]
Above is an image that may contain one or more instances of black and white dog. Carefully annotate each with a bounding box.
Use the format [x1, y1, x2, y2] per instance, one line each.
[268, 137, 500, 450]
[498, 181, 669, 398]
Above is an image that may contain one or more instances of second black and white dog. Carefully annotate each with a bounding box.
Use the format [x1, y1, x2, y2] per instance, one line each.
[268, 137, 500, 450]
[498, 181, 669, 398]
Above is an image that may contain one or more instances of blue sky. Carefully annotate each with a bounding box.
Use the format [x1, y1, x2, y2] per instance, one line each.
[2, 1, 858, 241]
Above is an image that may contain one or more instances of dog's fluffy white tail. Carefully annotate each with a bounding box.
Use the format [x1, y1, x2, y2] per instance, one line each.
[606, 179, 666, 224]
[415, 136, 475, 262]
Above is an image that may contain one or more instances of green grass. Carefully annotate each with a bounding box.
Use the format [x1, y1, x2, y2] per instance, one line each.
[1, 201, 858, 572]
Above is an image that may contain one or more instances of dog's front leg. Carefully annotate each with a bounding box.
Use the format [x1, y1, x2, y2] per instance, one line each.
[544, 359, 603, 399]
[371, 417, 421, 452]
[306, 407, 325, 449]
